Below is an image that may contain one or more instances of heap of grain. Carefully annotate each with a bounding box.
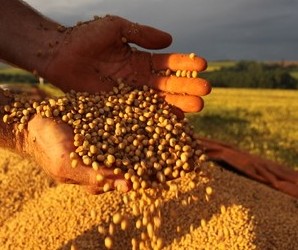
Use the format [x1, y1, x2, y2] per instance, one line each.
[1, 150, 298, 249]
[3, 83, 203, 186]
[1, 79, 298, 249]
[2, 79, 208, 249]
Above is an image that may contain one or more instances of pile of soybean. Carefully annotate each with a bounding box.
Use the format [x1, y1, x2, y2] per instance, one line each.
[3, 83, 202, 186]
[1, 152, 298, 250]
[1, 84, 298, 249]
[2, 83, 206, 249]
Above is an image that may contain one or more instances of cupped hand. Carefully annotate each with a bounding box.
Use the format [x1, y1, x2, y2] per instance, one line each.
[25, 114, 130, 194]
[45, 15, 211, 112]
[199, 137, 298, 198]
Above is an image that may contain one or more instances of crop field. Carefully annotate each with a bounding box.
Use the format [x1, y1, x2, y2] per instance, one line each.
[188, 88, 298, 170]
[0, 65, 30, 75]
[290, 71, 298, 80]
[206, 61, 298, 81]
[206, 60, 237, 72]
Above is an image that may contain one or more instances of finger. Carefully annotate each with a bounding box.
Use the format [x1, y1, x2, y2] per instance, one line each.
[162, 93, 204, 113]
[152, 53, 208, 72]
[84, 178, 132, 194]
[148, 75, 211, 96]
[84, 185, 104, 195]
[169, 105, 185, 119]
[64, 164, 130, 192]
[121, 19, 172, 49]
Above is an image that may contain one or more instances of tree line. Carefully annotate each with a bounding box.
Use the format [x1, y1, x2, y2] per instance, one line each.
[201, 61, 298, 89]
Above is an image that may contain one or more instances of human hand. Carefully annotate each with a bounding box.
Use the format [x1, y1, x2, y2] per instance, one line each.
[199, 137, 298, 198]
[25, 114, 130, 194]
[45, 15, 210, 112]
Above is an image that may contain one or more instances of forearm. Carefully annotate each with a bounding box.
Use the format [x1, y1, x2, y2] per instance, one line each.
[0, 0, 63, 77]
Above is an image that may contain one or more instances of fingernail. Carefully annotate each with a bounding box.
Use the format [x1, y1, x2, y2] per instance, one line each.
[115, 179, 131, 192]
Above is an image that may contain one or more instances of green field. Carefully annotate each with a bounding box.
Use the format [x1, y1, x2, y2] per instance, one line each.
[206, 61, 298, 81]
[290, 71, 298, 80]
[0, 64, 31, 75]
[206, 60, 237, 72]
[188, 88, 298, 170]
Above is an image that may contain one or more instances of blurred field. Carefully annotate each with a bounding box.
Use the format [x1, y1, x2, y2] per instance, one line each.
[206, 61, 236, 72]
[188, 88, 298, 170]
[207, 61, 298, 81]
[290, 71, 298, 80]
[0, 65, 30, 75]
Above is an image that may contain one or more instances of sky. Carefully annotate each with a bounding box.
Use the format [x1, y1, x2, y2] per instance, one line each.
[24, 0, 298, 61]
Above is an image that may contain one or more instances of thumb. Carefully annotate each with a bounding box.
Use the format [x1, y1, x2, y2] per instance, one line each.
[121, 18, 172, 49]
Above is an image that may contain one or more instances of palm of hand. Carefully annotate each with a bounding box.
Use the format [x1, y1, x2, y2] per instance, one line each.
[26, 115, 129, 193]
[48, 16, 145, 92]
[45, 16, 210, 112]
